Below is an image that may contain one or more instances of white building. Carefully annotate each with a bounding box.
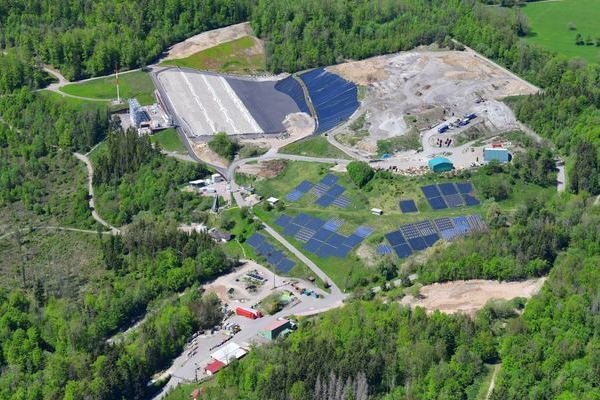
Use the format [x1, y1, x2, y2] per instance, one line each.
[210, 342, 247, 365]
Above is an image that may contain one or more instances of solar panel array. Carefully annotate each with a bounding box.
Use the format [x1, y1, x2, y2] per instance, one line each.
[246, 233, 296, 273]
[274, 76, 311, 115]
[285, 180, 314, 202]
[421, 181, 480, 210]
[286, 174, 351, 209]
[385, 214, 487, 259]
[300, 68, 359, 134]
[377, 244, 392, 255]
[399, 199, 418, 213]
[276, 212, 373, 259]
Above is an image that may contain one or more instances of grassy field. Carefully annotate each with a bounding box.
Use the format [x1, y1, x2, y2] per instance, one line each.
[60, 70, 156, 105]
[39, 90, 109, 110]
[162, 36, 266, 74]
[249, 160, 556, 290]
[522, 0, 600, 63]
[280, 136, 350, 159]
[149, 129, 186, 153]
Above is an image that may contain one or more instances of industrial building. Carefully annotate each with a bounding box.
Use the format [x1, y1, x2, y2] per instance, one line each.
[129, 99, 150, 128]
[428, 157, 454, 173]
[259, 319, 293, 341]
[210, 342, 247, 365]
[204, 360, 225, 376]
[128, 98, 173, 133]
[484, 148, 512, 163]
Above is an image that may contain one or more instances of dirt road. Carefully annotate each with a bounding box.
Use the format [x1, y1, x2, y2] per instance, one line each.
[74, 152, 121, 234]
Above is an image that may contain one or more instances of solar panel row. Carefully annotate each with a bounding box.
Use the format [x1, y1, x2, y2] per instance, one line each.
[276, 212, 363, 259]
[385, 214, 487, 258]
[399, 199, 418, 213]
[246, 233, 296, 273]
[300, 68, 359, 134]
[421, 182, 480, 210]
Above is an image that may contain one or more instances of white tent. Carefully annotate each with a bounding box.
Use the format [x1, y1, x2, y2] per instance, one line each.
[210, 342, 247, 365]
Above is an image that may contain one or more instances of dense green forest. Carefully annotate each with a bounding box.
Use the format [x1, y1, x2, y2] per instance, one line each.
[0, 50, 52, 94]
[0, 219, 235, 399]
[0, 90, 107, 228]
[0, 0, 252, 81]
[93, 128, 213, 225]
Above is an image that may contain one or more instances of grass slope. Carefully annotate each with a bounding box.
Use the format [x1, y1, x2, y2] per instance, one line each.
[522, 0, 600, 63]
[280, 136, 350, 159]
[162, 36, 265, 74]
[60, 71, 155, 105]
[149, 128, 186, 153]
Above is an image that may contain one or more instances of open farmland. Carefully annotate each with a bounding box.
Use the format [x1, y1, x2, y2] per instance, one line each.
[522, 0, 600, 64]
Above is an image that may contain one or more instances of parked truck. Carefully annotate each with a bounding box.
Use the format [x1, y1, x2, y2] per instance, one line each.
[235, 306, 262, 319]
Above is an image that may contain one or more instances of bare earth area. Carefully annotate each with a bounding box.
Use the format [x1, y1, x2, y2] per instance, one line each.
[163, 22, 255, 60]
[328, 56, 390, 85]
[239, 112, 315, 151]
[400, 278, 546, 317]
[332, 49, 538, 150]
[237, 160, 287, 179]
[192, 143, 229, 169]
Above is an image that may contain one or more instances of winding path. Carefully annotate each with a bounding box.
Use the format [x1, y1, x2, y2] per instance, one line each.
[486, 364, 501, 400]
[73, 152, 121, 234]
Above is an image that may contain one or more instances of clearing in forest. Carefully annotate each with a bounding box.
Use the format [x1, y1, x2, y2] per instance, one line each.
[400, 278, 546, 316]
[162, 22, 255, 60]
[522, 0, 600, 64]
[162, 36, 265, 74]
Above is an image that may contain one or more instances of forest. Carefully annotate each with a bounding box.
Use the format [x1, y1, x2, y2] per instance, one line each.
[93, 127, 212, 225]
[0, 219, 236, 399]
[1, 0, 599, 399]
[0, 0, 252, 81]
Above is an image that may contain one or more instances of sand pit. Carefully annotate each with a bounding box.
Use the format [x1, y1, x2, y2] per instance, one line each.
[400, 278, 546, 317]
[163, 22, 255, 60]
[327, 56, 389, 85]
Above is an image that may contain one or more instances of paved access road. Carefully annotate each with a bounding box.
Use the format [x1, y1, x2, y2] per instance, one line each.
[261, 222, 343, 297]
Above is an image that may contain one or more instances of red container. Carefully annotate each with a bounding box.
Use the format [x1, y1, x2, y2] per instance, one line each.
[236, 306, 262, 319]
